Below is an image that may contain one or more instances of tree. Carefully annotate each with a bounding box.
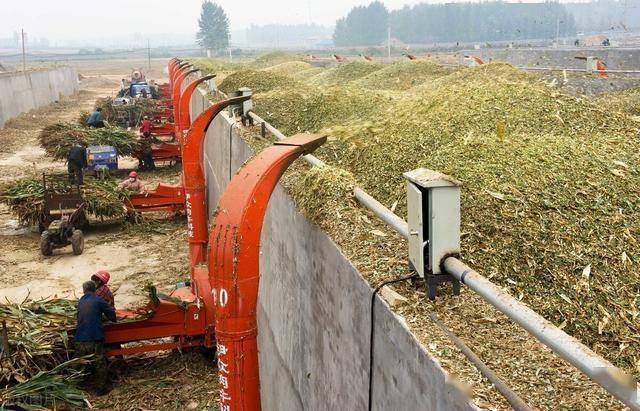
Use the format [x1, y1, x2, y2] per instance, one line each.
[196, 1, 230, 52]
[336, 1, 576, 46]
[333, 1, 388, 46]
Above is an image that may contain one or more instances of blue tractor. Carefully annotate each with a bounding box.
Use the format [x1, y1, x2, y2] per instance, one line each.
[87, 145, 118, 173]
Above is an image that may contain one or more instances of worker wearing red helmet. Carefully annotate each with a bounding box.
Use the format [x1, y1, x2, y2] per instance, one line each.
[118, 171, 146, 194]
[91, 270, 114, 308]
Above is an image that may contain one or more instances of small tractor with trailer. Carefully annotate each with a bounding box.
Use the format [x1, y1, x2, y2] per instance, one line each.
[128, 68, 154, 99]
[39, 173, 87, 256]
[86, 145, 118, 175]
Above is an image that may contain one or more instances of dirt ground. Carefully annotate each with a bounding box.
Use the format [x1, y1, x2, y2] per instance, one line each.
[0, 59, 218, 410]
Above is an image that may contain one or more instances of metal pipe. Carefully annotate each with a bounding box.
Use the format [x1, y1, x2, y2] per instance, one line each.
[353, 187, 409, 239]
[430, 313, 532, 411]
[248, 111, 326, 168]
[443, 257, 640, 410]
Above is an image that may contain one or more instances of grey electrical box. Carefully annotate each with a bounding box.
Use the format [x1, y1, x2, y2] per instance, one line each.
[237, 87, 253, 116]
[403, 168, 461, 283]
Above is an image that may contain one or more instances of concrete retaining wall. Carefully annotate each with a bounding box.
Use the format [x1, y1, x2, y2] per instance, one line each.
[0, 67, 78, 128]
[465, 47, 640, 70]
[191, 89, 475, 410]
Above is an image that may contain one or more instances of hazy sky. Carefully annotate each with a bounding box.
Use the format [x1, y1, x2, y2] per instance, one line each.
[0, 0, 431, 42]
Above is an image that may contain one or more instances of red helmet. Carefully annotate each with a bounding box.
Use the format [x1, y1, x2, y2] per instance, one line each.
[94, 270, 110, 284]
[129, 171, 138, 179]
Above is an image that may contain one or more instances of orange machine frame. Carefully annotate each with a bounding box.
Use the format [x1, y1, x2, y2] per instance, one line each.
[104, 59, 327, 411]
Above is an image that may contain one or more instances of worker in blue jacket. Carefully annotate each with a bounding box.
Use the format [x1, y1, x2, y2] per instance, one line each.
[75, 280, 116, 394]
[87, 107, 104, 128]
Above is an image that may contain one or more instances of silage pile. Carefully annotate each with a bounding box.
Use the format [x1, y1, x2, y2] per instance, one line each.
[251, 51, 305, 68]
[254, 86, 392, 135]
[261, 61, 313, 76]
[353, 60, 455, 90]
[315, 63, 640, 375]
[306, 61, 384, 86]
[598, 87, 640, 117]
[223, 58, 640, 376]
[0, 176, 130, 226]
[218, 69, 307, 94]
[39, 122, 139, 159]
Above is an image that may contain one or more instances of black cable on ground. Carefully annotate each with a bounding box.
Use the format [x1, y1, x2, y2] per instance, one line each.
[368, 272, 418, 411]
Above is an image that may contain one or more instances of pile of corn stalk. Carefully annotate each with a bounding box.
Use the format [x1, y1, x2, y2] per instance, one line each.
[0, 358, 87, 409]
[39, 122, 139, 159]
[0, 176, 130, 226]
[0, 298, 77, 384]
[95, 97, 161, 127]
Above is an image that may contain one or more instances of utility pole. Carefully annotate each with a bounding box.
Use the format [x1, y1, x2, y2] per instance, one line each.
[555, 18, 560, 47]
[147, 39, 151, 71]
[21, 29, 26, 72]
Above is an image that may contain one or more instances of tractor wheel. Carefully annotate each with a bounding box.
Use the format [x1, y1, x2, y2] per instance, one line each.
[71, 229, 84, 255]
[40, 231, 53, 256]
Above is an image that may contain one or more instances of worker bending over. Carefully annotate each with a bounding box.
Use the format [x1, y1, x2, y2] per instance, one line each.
[67, 141, 88, 185]
[75, 281, 116, 395]
[138, 116, 156, 171]
[92, 270, 114, 308]
[87, 107, 104, 128]
[119, 171, 146, 194]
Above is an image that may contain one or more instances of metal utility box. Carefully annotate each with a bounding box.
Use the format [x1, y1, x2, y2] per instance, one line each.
[237, 87, 253, 117]
[403, 168, 461, 299]
[586, 56, 599, 72]
[87, 145, 118, 172]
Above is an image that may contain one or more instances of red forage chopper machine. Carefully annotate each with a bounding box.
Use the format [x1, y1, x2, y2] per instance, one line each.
[102, 57, 326, 411]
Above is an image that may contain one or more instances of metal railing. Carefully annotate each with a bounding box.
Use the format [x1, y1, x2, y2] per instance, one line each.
[246, 110, 640, 410]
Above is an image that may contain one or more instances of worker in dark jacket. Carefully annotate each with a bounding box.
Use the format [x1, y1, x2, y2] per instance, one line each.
[87, 108, 104, 128]
[67, 141, 88, 185]
[75, 281, 116, 394]
[138, 116, 155, 170]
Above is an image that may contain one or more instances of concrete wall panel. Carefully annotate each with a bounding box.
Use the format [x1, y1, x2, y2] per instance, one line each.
[0, 67, 78, 128]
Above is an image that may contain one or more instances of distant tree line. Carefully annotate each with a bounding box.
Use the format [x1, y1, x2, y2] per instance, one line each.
[334, 2, 389, 46]
[566, 0, 640, 33]
[333, 1, 577, 46]
[246, 24, 332, 48]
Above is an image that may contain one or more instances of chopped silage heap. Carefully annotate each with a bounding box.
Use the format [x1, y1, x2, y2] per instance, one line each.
[261, 61, 314, 76]
[306, 61, 384, 86]
[254, 86, 392, 135]
[317, 63, 639, 376]
[598, 87, 640, 117]
[199, 55, 640, 377]
[353, 60, 456, 90]
[252, 51, 305, 68]
[218, 70, 307, 94]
